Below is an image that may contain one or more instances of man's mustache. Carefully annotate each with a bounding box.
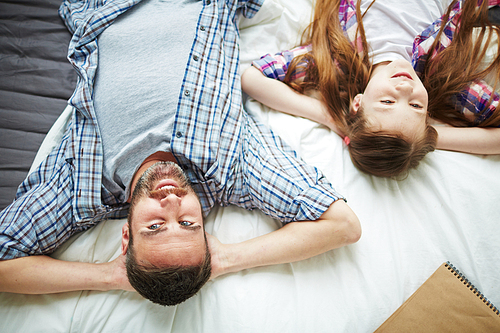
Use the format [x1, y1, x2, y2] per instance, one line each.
[149, 187, 189, 200]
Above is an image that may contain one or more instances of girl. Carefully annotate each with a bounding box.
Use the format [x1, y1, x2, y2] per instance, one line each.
[242, 0, 500, 177]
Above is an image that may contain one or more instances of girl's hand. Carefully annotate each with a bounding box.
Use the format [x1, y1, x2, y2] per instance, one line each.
[433, 126, 500, 155]
[315, 99, 345, 137]
[242, 66, 345, 137]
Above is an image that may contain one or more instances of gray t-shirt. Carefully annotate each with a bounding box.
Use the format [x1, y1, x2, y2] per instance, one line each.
[93, 0, 202, 202]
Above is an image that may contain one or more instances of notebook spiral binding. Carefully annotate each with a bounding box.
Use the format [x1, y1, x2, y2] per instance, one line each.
[445, 261, 500, 316]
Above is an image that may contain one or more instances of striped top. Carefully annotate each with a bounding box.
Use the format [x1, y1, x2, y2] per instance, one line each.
[253, 0, 500, 126]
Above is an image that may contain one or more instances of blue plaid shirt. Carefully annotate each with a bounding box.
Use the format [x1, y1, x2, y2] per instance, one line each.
[0, 0, 343, 260]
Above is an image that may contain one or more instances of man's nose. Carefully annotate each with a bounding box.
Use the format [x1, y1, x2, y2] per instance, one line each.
[160, 193, 181, 208]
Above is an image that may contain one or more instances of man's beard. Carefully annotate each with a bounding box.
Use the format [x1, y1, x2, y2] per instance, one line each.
[130, 161, 193, 204]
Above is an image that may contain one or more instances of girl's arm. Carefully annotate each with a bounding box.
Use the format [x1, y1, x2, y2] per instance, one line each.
[433, 126, 500, 154]
[241, 66, 344, 137]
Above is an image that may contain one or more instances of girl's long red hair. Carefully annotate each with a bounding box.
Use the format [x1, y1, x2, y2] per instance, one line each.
[283, 0, 500, 177]
[423, 0, 500, 127]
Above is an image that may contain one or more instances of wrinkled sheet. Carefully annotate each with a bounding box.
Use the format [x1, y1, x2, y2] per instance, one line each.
[1, 1, 499, 332]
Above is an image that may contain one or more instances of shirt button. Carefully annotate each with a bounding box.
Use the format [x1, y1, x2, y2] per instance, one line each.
[184, 90, 190, 96]
[193, 55, 199, 61]
[200, 26, 205, 31]
[206, 0, 211, 4]
[176, 131, 183, 138]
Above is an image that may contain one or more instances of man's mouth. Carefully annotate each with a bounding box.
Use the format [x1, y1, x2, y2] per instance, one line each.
[154, 180, 179, 191]
[150, 179, 188, 199]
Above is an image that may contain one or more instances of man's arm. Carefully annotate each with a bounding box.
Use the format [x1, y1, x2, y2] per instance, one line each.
[207, 200, 361, 279]
[241, 66, 344, 136]
[433, 126, 500, 154]
[0, 254, 132, 294]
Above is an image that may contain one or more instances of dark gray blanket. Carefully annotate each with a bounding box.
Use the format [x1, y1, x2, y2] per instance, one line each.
[0, 0, 76, 210]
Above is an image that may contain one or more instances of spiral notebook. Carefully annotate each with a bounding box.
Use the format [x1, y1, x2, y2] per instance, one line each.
[375, 262, 500, 332]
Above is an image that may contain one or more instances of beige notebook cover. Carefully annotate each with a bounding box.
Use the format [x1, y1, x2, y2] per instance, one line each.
[375, 262, 500, 332]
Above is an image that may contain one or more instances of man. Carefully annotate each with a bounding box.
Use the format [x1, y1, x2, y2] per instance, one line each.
[0, 0, 361, 306]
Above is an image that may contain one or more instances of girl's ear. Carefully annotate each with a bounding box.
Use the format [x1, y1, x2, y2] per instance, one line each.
[351, 94, 363, 115]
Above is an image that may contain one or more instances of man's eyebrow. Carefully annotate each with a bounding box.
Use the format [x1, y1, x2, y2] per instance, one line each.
[181, 224, 202, 231]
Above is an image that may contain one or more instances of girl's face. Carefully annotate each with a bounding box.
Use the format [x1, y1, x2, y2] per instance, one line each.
[353, 59, 428, 140]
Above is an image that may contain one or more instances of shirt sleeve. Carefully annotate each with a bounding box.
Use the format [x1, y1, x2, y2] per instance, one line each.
[0, 146, 76, 260]
[252, 45, 313, 81]
[236, 113, 344, 224]
[452, 79, 500, 126]
[412, 0, 499, 126]
[59, 0, 142, 34]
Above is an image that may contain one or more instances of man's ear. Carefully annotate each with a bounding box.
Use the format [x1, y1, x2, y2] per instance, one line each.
[121, 223, 130, 255]
[351, 94, 363, 115]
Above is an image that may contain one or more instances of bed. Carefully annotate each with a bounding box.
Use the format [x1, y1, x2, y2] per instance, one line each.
[0, 0, 499, 332]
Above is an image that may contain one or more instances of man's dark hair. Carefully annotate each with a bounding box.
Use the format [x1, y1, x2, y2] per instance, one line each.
[125, 231, 212, 306]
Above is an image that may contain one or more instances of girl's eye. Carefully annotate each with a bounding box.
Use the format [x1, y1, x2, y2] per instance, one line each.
[148, 224, 161, 230]
[410, 103, 423, 109]
[179, 221, 193, 227]
[381, 100, 394, 104]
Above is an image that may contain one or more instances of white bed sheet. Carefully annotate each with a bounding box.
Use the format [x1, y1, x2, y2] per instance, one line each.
[1, 1, 499, 332]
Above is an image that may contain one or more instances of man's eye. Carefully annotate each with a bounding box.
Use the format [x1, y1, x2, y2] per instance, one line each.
[148, 224, 161, 230]
[179, 221, 193, 226]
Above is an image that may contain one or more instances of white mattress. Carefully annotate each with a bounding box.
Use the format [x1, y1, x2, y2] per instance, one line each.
[1, 0, 499, 332]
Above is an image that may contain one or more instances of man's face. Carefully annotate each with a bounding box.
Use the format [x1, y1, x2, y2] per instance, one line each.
[122, 162, 206, 267]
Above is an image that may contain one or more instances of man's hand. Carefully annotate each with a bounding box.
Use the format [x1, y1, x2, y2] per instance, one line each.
[205, 233, 232, 280]
[107, 254, 134, 291]
[204, 200, 361, 280]
[0, 254, 135, 294]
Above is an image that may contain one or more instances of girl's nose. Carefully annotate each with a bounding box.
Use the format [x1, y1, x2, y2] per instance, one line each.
[395, 81, 413, 94]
